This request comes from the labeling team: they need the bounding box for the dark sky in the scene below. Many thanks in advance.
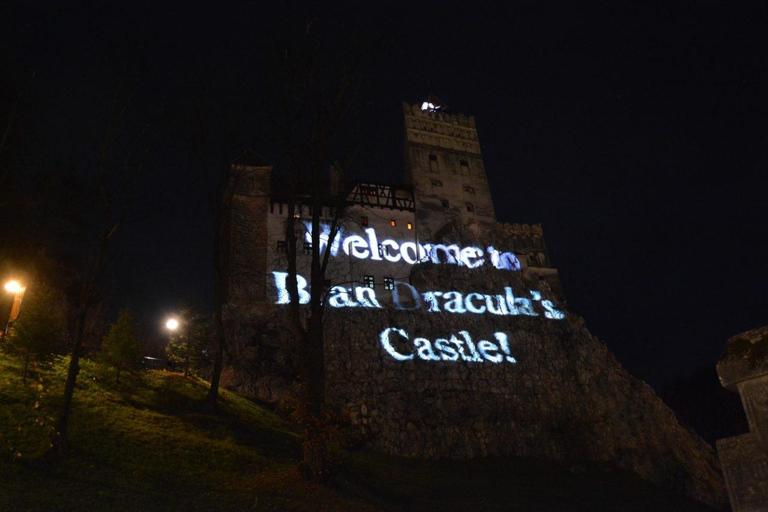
[2,1,766,388]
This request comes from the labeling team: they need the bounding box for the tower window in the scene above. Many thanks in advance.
[466,203,474,213]
[429,154,439,173]
[276,240,286,253]
[390,220,397,227]
[303,242,312,255]
[407,222,413,230]
[460,159,470,178]
[363,275,375,288]
[431,179,443,187]
[464,186,475,193]
[361,216,369,227]
[384,277,394,290]
[441,199,449,208]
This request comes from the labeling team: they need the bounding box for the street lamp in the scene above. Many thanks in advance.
[3,280,26,341]
[165,317,189,377]
[4,281,23,294]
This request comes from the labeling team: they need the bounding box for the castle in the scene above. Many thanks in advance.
[222,98,726,508]
[228,98,560,308]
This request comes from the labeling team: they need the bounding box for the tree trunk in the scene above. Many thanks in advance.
[184,337,189,379]
[52,297,89,455]
[116,366,121,388]
[22,355,29,385]
[299,309,327,482]
[206,300,224,409]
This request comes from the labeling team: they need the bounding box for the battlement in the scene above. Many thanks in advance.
[402,102,477,129]
[403,102,480,156]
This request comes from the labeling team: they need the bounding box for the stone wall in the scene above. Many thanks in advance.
[716,326,768,511]
[223,221,726,508]
[320,271,724,508]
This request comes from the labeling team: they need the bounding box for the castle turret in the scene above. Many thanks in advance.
[403,99,496,240]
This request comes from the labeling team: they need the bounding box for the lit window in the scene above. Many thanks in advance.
[466,203,474,213]
[361,216,369,227]
[384,277,394,290]
[407,222,413,230]
[378,244,384,257]
[361,186,378,196]
[363,275,375,288]
[303,242,312,255]
[431,179,443,187]
[390,220,396,227]
[464,186,475,193]
[277,241,286,253]
[441,199,449,208]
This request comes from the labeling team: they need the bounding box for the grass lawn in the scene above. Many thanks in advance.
[0,353,715,511]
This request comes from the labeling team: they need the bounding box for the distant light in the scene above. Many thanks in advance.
[4,281,23,293]
[166,318,179,331]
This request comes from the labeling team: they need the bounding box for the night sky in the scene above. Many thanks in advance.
[2,2,766,388]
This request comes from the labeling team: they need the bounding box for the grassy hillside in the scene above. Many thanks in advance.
[0,353,715,511]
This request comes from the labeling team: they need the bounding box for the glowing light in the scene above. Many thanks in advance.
[4,281,23,293]
[166,318,179,331]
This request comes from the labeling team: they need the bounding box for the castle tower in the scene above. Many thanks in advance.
[403,99,496,240]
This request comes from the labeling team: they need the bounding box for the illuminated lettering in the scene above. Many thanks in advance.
[423,291,442,313]
[460,246,485,268]
[392,281,422,311]
[328,286,357,308]
[485,294,509,315]
[378,328,517,364]
[457,331,484,362]
[414,337,441,361]
[343,235,370,259]
[364,228,382,261]
[504,287,537,316]
[465,293,487,314]
[381,240,401,263]
[488,246,521,271]
[300,224,522,272]
[399,242,419,264]
[380,327,414,361]
[431,244,460,264]
[355,287,382,308]
[495,332,517,363]
[273,271,310,305]
[477,338,503,363]
[442,291,466,314]
[542,300,565,319]
[434,338,459,361]
[274,272,565,321]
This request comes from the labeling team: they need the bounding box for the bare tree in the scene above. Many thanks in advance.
[190,84,260,409]
[51,83,158,454]
[267,25,367,481]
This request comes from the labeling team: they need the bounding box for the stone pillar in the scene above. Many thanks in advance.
[716,326,768,511]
